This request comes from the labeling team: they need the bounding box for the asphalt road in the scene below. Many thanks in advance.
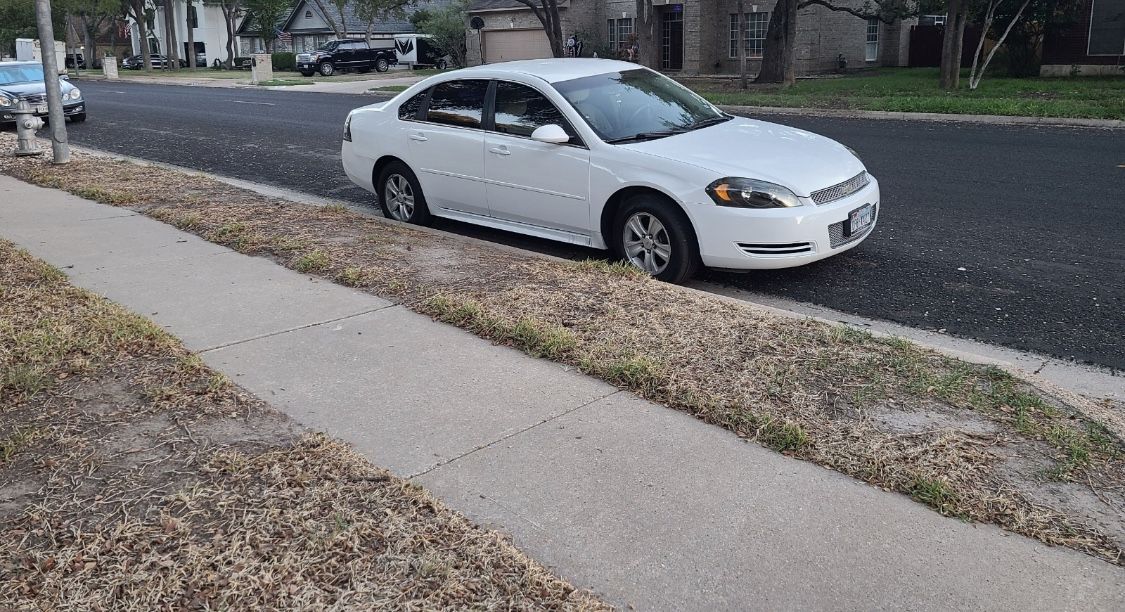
[56,80,1125,370]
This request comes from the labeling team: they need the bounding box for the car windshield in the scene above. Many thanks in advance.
[552,68,728,143]
[317,41,340,51]
[0,64,45,85]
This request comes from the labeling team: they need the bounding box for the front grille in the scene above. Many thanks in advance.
[297,53,312,62]
[19,93,46,105]
[811,171,870,205]
[736,241,815,256]
[828,204,877,248]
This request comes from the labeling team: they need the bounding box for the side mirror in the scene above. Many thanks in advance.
[530,124,570,144]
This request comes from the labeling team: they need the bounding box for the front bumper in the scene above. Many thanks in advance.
[0,101,85,123]
[689,176,881,270]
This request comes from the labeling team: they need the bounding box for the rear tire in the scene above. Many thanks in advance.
[376,161,432,225]
[612,195,700,284]
[435,59,447,70]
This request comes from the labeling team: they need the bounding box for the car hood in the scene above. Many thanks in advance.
[0,79,75,98]
[623,118,865,197]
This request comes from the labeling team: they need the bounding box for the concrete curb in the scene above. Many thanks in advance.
[719,104,1125,128]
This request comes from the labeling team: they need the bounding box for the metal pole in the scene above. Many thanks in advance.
[34,0,69,164]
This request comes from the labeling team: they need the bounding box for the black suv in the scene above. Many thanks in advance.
[297,40,396,77]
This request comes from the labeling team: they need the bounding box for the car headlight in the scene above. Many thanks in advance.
[68,88,81,100]
[0,95,11,107]
[706,178,802,209]
[844,145,860,160]
[343,113,353,142]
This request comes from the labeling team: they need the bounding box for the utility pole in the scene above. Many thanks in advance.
[738,0,747,89]
[34,0,69,164]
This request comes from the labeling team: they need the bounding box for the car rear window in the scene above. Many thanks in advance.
[398,90,427,120]
[423,80,489,129]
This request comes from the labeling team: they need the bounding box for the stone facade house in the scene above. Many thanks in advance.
[467,0,914,75]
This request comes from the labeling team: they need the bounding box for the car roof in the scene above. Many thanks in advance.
[0,61,39,67]
[454,58,643,84]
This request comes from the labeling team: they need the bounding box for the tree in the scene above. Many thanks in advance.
[756,0,916,85]
[511,0,564,57]
[737,0,747,89]
[244,0,289,51]
[161,0,179,68]
[185,0,195,67]
[355,0,414,43]
[939,0,967,89]
[127,0,152,69]
[413,0,467,66]
[62,0,116,69]
[214,0,241,67]
[308,0,346,38]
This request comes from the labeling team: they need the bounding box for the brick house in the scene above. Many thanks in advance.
[466,0,914,74]
[1040,0,1125,76]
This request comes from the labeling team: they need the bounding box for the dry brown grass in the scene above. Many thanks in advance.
[0,241,608,610]
[2,134,1123,566]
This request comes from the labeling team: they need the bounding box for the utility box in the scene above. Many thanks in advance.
[250,53,273,84]
[15,38,67,73]
[103,56,119,79]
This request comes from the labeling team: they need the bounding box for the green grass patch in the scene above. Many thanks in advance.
[908,476,959,514]
[0,426,43,464]
[425,294,577,360]
[571,258,649,279]
[256,79,314,87]
[370,85,409,93]
[758,419,810,453]
[71,186,134,205]
[692,67,1125,120]
[294,249,331,273]
[336,267,367,287]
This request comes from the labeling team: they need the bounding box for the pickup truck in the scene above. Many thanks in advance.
[297,39,396,77]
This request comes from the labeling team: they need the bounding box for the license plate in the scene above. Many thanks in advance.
[35,105,47,114]
[848,203,874,235]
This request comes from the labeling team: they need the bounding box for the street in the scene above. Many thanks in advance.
[62,79,1125,370]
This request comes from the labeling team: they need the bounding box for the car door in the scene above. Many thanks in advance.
[407,79,489,216]
[483,81,591,235]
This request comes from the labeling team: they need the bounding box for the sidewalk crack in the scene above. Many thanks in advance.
[198,304,397,353]
[408,389,623,479]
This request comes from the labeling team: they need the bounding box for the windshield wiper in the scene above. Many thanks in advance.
[687,114,733,130]
[604,129,686,144]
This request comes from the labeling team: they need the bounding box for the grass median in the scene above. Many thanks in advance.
[0,240,607,609]
[687,67,1125,120]
[2,134,1123,567]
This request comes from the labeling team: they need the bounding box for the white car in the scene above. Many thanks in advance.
[342,59,879,283]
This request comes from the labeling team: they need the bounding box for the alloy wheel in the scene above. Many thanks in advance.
[622,212,671,275]
[384,174,415,221]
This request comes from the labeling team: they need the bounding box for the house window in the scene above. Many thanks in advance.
[729,12,768,59]
[305,10,313,19]
[608,18,634,52]
[865,18,879,62]
[188,5,198,29]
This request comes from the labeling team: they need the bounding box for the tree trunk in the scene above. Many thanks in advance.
[969,0,1032,89]
[755,0,797,85]
[939,0,965,89]
[738,0,747,88]
[83,18,97,71]
[134,0,152,70]
[967,0,996,88]
[186,0,196,68]
[223,6,236,68]
[163,0,179,70]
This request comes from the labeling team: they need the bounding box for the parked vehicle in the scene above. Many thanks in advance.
[121,54,187,70]
[341,59,879,283]
[297,39,396,77]
[0,61,86,123]
[393,34,449,70]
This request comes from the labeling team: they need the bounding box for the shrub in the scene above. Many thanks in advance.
[272,52,296,72]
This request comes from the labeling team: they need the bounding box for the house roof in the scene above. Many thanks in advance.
[469,0,569,11]
[273,0,454,36]
[236,6,296,36]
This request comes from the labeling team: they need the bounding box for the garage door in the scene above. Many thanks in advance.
[483,29,553,63]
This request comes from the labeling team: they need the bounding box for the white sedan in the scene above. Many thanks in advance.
[342,59,879,283]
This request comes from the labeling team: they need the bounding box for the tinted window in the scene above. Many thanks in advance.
[398,90,427,120]
[553,68,725,142]
[424,80,488,129]
[493,81,579,144]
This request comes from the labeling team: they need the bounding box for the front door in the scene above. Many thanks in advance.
[484,81,591,235]
[661,6,684,70]
[408,79,489,216]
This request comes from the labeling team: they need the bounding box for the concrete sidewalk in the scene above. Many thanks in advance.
[2,175,1123,610]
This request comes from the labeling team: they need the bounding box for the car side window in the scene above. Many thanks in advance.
[492,81,580,145]
[423,80,489,129]
[398,89,428,121]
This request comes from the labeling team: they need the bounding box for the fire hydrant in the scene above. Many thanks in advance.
[13,100,44,157]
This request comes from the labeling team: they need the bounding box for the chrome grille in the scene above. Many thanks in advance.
[736,241,815,256]
[811,171,870,205]
[297,53,312,62]
[19,93,46,105]
[828,204,877,248]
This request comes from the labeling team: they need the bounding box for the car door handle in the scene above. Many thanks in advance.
[409,133,428,142]
[489,146,511,156]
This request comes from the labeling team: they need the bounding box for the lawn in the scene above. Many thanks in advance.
[692,67,1125,120]
[112,67,251,79]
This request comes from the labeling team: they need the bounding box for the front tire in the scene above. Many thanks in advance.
[70,113,87,123]
[319,61,335,76]
[375,58,389,72]
[377,162,432,225]
[435,59,447,70]
[299,70,315,77]
[613,195,700,283]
